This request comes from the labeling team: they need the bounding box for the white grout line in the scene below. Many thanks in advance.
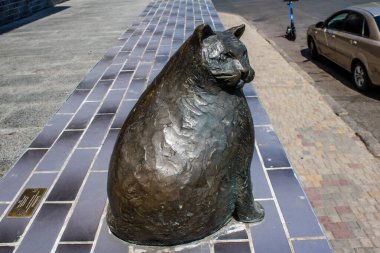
[211,239,249,243]
[45,201,74,204]
[265,167,293,171]
[290,236,327,241]
[255,198,274,201]
[58,241,93,245]
[91,170,108,173]
[32,171,59,174]
[97,113,115,115]
[76,147,99,150]
[0,243,16,247]
[255,143,296,253]
[27,148,50,150]
[245,223,255,253]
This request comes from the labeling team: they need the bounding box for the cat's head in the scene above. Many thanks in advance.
[194,24,255,90]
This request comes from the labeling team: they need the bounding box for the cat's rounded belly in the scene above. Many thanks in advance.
[107,108,240,245]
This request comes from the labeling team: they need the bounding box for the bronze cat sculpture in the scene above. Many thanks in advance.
[107,24,264,246]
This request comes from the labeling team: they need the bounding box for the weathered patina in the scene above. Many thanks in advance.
[107,23,264,246]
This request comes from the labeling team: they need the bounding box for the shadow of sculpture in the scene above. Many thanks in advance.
[107,23,264,246]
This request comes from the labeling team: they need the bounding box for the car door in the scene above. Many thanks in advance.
[333,11,366,70]
[320,11,349,60]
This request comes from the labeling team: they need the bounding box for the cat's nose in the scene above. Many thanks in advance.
[241,67,255,83]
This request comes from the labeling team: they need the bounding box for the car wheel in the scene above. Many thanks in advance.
[352,62,372,91]
[308,38,319,60]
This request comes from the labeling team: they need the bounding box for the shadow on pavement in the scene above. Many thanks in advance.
[300,48,380,101]
[0,5,70,35]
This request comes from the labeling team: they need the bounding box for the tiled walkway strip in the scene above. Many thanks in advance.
[0,0,332,252]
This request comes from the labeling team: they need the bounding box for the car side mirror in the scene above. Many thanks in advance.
[316,21,325,28]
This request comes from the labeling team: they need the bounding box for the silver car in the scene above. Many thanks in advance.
[307,2,380,90]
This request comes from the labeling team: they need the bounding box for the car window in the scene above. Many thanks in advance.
[363,19,370,37]
[327,12,349,30]
[375,16,380,31]
[344,12,365,36]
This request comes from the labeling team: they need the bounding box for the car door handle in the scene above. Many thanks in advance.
[350,40,357,45]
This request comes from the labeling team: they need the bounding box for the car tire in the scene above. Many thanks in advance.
[352,61,372,91]
[308,38,319,60]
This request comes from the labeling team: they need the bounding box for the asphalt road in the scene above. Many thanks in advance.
[213,0,380,152]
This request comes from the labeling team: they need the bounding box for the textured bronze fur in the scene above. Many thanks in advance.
[107,24,264,246]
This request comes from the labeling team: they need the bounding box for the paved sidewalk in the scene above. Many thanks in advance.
[0,0,150,175]
[219,12,380,253]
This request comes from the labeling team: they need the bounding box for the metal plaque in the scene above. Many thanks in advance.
[7,188,47,218]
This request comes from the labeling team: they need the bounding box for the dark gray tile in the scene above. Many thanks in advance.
[77,60,111,89]
[111,100,137,128]
[0,247,13,253]
[243,84,257,97]
[101,64,123,80]
[36,131,83,171]
[47,149,97,201]
[92,129,120,171]
[292,239,332,253]
[148,69,160,84]
[30,114,72,148]
[112,71,134,89]
[134,62,152,79]
[125,79,146,99]
[61,172,107,242]
[247,97,270,125]
[78,115,113,148]
[103,46,121,61]
[86,80,113,101]
[251,201,292,253]
[217,230,248,240]
[58,90,90,114]
[67,102,100,130]
[0,204,7,216]
[267,170,324,238]
[129,46,145,59]
[251,151,272,199]
[98,90,125,114]
[114,38,127,47]
[122,59,139,71]
[0,149,47,201]
[214,242,250,253]
[0,173,57,243]
[56,244,92,253]
[113,52,130,65]
[15,203,71,253]
[153,55,169,70]
[93,218,129,253]
[147,39,160,51]
[255,126,290,168]
[0,218,29,243]
[157,45,170,56]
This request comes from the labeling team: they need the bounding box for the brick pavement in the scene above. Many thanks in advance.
[219,12,380,253]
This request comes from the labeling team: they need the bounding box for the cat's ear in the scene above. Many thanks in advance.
[193,24,215,43]
[227,24,245,39]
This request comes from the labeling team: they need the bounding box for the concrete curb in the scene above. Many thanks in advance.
[251,23,380,158]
